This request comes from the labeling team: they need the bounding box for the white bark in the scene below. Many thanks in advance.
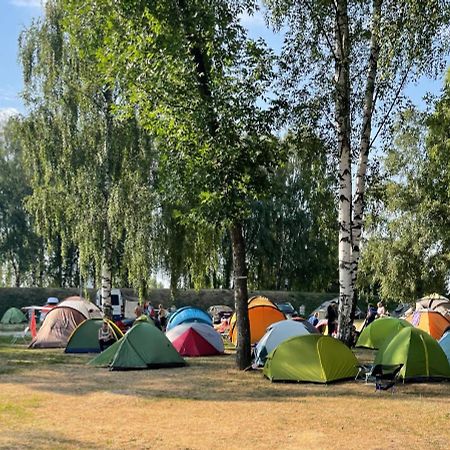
[101,227,112,308]
[334,0,354,344]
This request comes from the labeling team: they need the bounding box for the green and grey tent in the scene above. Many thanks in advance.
[263,334,358,383]
[88,317,185,370]
[65,318,123,353]
[356,317,413,349]
[374,327,450,381]
[1,307,27,324]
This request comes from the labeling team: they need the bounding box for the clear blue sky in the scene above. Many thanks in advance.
[0,0,42,121]
[0,1,446,124]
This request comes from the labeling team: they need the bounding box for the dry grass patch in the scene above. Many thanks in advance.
[0,343,449,449]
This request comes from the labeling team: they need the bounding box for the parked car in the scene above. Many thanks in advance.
[207,305,233,324]
[275,302,298,319]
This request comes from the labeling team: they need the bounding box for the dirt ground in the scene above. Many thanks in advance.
[0,341,449,450]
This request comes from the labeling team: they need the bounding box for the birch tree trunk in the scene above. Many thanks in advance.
[334,0,354,345]
[351,0,382,314]
[230,221,251,370]
[101,88,113,313]
[101,226,112,314]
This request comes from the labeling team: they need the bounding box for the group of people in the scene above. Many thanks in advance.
[307,299,389,345]
[99,301,174,352]
[134,302,169,330]
[307,301,339,336]
[365,301,388,326]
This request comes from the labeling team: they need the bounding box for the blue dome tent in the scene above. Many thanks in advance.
[166,306,212,331]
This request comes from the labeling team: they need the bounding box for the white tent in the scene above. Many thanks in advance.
[439,329,450,364]
[254,320,314,367]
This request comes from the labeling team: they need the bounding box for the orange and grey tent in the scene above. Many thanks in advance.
[405,310,450,340]
[29,296,102,348]
[229,296,285,345]
[416,293,450,319]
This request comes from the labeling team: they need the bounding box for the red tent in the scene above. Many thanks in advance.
[166,322,224,357]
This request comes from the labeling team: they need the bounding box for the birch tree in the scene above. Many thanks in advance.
[266,0,450,343]
[19,0,158,302]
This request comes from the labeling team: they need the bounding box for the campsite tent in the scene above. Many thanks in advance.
[438,329,450,364]
[65,318,123,353]
[229,296,286,345]
[416,293,450,318]
[29,296,102,348]
[356,317,413,349]
[166,322,224,356]
[374,327,450,381]
[254,320,317,366]
[310,298,364,320]
[89,317,185,370]
[166,306,213,331]
[405,310,450,340]
[263,334,358,383]
[1,307,27,324]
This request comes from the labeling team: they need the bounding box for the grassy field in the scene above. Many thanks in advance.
[0,336,449,450]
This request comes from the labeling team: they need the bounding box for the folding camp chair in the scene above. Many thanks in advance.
[371,364,403,393]
[10,326,30,344]
[355,364,373,383]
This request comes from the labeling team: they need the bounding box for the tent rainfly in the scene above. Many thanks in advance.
[374,327,450,381]
[166,322,224,356]
[439,329,450,364]
[89,317,186,370]
[229,296,286,345]
[166,306,213,331]
[1,307,27,324]
[65,318,123,353]
[405,310,450,340]
[254,320,316,367]
[356,317,413,349]
[263,334,358,383]
[29,296,102,349]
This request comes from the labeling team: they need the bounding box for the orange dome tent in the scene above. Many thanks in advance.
[406,310,450,340]
[229,296,285,345]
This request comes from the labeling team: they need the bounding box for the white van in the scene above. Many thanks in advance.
[96,288,124,319]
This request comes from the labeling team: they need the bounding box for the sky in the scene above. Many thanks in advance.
[0,0,43,122]
[0,0,447,124]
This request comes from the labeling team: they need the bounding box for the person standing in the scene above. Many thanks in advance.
[308,312,319,327]
[158,304,168,331]
[326,302,338,336]
[377,301,387,317]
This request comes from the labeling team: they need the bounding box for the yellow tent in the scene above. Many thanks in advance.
[229,296,285,345]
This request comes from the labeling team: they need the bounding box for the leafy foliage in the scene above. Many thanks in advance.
[359,105,450,301]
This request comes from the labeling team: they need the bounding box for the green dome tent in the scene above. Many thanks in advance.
[374,327,450,381]
[65,318,123,353]
[263,334,358,383]
[89,317,186,370]
[1,307,27,324]
[356,317,413,349]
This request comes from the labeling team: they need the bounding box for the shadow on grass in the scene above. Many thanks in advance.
[2,341,449,403]
[0,430,103,450]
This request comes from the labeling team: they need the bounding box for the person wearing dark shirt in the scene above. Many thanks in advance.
[326,302,338,336]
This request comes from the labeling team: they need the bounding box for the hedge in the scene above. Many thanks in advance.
[0,287,337,318]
